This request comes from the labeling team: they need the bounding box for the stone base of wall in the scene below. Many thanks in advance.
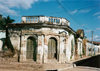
[37,54,42,63]
[0,40,3,51]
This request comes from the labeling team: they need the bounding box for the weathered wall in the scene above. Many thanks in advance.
[0,40,3,51]
[77,38,83,57]
[0,31,6,39]
[8,27,76,63]
[67,34,75,61]
[0,31,6,51]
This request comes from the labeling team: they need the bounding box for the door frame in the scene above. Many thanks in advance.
[26,36,37,61]
[48,37,58,60]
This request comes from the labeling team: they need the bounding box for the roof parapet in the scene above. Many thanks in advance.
[21,16,70,26]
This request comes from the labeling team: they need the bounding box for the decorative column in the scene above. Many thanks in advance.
[20,35,27,62]
[59,36,65,63]
[65,36,69,62]
[37,35,43,63]
[43,35,48,63]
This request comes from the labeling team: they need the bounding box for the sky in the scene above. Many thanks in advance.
[0,0,100,41]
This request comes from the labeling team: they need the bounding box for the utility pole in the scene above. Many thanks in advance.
[91,31,93,56]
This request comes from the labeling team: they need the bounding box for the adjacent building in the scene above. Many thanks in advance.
[86,41,100,56]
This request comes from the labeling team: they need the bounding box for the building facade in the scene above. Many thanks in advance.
[0,15,100,63]
[77,38,83,57]
[86,41,100,56]
[8,16,76,63]
[0,30,5,51]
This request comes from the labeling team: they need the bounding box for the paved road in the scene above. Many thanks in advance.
[63,66,100,71]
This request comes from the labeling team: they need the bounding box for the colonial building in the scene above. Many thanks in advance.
[86,41,100,56]
[7,16,76,63]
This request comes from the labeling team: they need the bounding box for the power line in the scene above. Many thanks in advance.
[56,0,91,31]
[56,0,83,28]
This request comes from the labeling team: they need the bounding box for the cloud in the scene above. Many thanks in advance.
[79,9,91,13]
[0,4,17,16]
[69,9,78,15]
[85,30,91,33]
[87,34,100,41]
[94,35,100,41]
[94,35,99,39]
[96,28,100,30]
[70,9,91,15]
[43,0,49,2]
[93,12,100,16]
[0,0,38,9]
[95,38,100,41]
[88,35,100,41]
[97,16,100,19]
[0,0,47,16]
[93,12,100,19]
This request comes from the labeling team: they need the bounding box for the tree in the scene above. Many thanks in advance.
[0,15,15,52]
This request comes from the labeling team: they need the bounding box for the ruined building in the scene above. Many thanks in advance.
[7,16,76,63]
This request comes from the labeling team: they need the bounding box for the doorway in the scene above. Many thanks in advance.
[48,37,57,59]
[26,37,37,61]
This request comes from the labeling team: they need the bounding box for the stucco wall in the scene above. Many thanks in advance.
[67,34,75,61]
[0,40,3,51]
[77,38,83,57]
[8,27,75,63]
[0,31,6,51]
[0,31,6,39]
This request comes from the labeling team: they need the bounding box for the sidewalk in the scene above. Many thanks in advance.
[62,66,100,71]
[43,63,73,71]
[0,57,74,71]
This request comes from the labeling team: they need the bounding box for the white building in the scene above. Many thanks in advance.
[0,30,6,51]
[86,41,100,56]
[7,16,76,63]
[77,38,83,57]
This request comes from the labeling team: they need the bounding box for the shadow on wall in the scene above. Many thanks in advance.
[74,55,100,68]
[6,37,14,52]
[1,36,15,57]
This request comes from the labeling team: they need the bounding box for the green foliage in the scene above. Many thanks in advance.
[80,54,82,58]
[70,55,72,59]
[0,15,15,53]
[4,16,15,24]
[0,16,15,29]
[82,47,85,55]
[0,18,6,30]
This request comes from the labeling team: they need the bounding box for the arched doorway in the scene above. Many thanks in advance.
[48,37,57,59]
[26,37,37,61]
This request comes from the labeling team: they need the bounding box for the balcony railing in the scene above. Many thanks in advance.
[21,16,70,26]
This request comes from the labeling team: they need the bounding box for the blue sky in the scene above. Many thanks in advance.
[0,0,100,41]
